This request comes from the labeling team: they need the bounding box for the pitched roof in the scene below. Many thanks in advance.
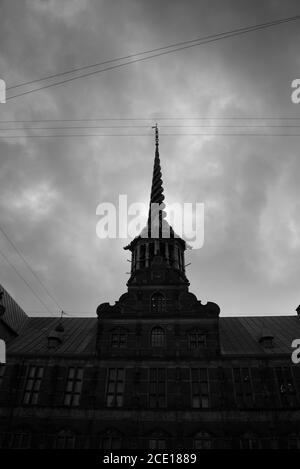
[7,317,97,356]
[5,314,300,357]
[0,283,28,334]
[220,316,300,355]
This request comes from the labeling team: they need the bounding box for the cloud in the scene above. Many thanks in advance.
[0,0,300,317]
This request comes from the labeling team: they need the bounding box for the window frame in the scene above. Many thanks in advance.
[233,367,254,408]
[148,368,167,408]
[274,366,297,407]
[193,431,212,450]
[105,368,125,408]
[63,366,84,407]
[99,429,123,449]
[23,365,44,406]
[0,364,5,389]
[150,326,165,348]
[147,430,168,449]
[55,430,76,449]
[190,368,210,409]
[110,327,127,349]
[151,292,166,314]
[188,330,207,350]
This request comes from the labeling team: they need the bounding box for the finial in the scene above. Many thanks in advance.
[152,123,159,155]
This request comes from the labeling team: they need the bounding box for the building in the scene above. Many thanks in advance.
[0,128,300,450]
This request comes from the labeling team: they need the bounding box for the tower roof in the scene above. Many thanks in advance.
[149,124,166,212]
[124,125,186,250]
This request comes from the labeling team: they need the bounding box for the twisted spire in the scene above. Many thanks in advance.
[150,124,165,206]
[148,124,167,236]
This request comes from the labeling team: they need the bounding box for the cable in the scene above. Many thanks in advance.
[29,310,96,316]
[1,133,300,138]
[7,14,300,91]
[0,117,300,122]
[6,14,300,100]
[2,124,300,130]
[0,224,63,311]
[0,247,56,316]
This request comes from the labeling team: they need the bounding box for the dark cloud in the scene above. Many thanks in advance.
[0,0,300,317]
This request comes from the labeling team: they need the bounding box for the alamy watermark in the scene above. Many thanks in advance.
[291,339,300,364]
[291,79,300,103]
[0,79,6,103]
[96,195,204,249]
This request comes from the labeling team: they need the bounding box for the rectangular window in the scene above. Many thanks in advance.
[106,368,125,407]
[240,437,260,449]
[10,433,31,449]
[111,332,127,348]
[149,368,166,408]
[23,365,44,405]
[149,438,166,449]
[63,367,84,407]
[189,333,206,350]
[233,368,253,408]
[0,365,5,389]
[100,435,122,449]
[194,437,212,449]
[56,433,76,449]
[275,367,297,407]
[191,368,210,408]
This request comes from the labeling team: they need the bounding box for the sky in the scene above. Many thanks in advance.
[0,0,300,318]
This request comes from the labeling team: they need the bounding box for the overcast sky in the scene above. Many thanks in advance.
[0,0,300,318]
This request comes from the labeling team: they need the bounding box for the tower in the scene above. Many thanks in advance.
[96,126,220,355]
[123,124,189,310]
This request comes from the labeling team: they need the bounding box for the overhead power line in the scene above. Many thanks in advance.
[1,133,300,138]
[0,224,63,311]
[1,117,300,122]
[0,247,56,316]
[6,14,300,100]
[8,14,299,91]
[7,14,300,92]
[2,124,300,130]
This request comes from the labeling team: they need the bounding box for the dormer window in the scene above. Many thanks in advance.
[151,292,165,313]
[259,328,274,349]
[260,337,274,348]
[47,322,64,350]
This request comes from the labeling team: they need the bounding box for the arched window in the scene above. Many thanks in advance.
[151,327,165,347]
[193,432,212,450]
[99,429,123,449]
[55,430,76,449]
[9,431,31,449]
[239,433,260,449]
[151,292,165,313]
[148,430,168,449]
